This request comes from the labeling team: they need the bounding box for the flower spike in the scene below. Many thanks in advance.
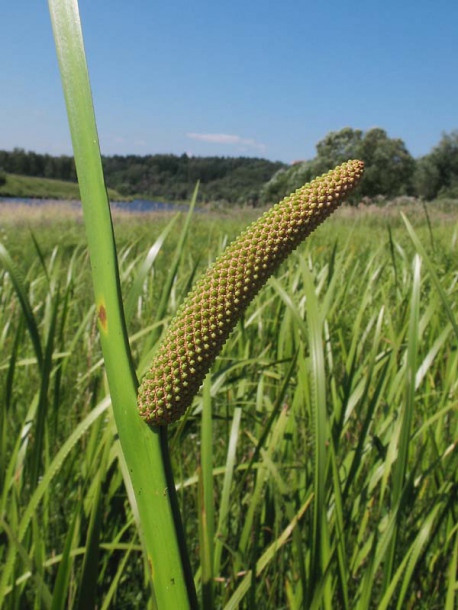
[138,159,364,425]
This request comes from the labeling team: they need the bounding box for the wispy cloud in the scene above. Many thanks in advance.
[187,132,266,153]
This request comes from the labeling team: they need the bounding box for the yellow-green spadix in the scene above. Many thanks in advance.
[138,159,364,425]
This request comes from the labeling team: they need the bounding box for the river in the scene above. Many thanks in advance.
[0,197,189,213]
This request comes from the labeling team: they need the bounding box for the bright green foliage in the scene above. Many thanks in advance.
[1,208,458,607]
[137,160,364,425]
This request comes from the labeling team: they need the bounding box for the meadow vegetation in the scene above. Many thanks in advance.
[1,202,457,608]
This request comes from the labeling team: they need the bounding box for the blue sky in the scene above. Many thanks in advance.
[2,0,457,163]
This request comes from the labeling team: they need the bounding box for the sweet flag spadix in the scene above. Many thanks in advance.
[138,159,365,425]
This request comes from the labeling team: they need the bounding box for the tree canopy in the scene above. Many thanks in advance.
[262,127,416,203]
[413,130,458,199]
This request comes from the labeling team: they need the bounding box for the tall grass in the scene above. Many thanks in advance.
[1,207,457,608]
[1,2,456,607]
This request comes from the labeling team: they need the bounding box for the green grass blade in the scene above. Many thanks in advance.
[0,518,53,609]
[377,504,440,610]
[99,543,136,610]
[0,243,43,369]
[0,399,110,601]
[142,184,200,357]
[30,284,60,488]
[302,260,331,606]
[47,2,197,606]
[402,213,458,340]
[213,406,242,576]
[383,254,421,589]
[75,468,103,610]
[328,440,350,609]
[198,376,215,608]
[224,495,313,610]
[50,505,80,610]
[124,213,179,325]
[395,504,440,610]
[445,530,458,610]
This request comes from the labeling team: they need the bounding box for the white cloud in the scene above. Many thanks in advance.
[186,132,266,153]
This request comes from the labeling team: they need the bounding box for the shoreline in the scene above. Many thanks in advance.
[1,196,456,228]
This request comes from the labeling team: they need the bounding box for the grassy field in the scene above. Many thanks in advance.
[0,173,124,201]
[0,201,457,608]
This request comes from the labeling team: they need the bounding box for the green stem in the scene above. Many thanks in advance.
[47,1,196,606]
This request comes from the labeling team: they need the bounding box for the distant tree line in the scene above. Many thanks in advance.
[0,149,284,205]
[1,127,457,205]
[0,149,77,182]
[102,154,285,204]
[262,128,458,204]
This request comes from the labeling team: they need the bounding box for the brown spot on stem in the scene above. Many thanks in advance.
[98,304,107,332]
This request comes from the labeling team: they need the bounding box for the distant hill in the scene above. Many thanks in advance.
[0,149,286,206]
[0,172,123,201]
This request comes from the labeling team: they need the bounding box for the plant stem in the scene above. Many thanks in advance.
[47,1,197,606]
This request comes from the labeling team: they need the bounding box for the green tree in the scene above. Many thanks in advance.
[414,131,458,199]
[10,147,30,174]
[314,127,364,171]
[262,127,415,203]
[357,128,415,198]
